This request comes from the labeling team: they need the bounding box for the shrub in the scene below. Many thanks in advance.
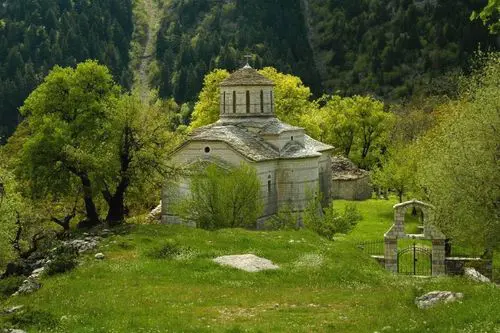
[174,163,263,230]
[304,194,362,239]
[146,240,187,259]
[7,307,59,329]
[45,246,78,275]
[0,275,24,298]
[265,203,301,230]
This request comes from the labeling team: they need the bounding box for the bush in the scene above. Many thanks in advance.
[146,240,187,259]
[304,194,362,239]
[0,275,24,298]
[45,246,78,275]
[174,163,263,230]
[7,307,59,329]
[265,203,301,230]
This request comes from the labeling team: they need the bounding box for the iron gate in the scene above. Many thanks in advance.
[397,243,432,276]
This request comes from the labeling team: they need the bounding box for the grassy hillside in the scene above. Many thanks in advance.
[1,199,499,332]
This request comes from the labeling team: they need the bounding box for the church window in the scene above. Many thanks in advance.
[233,91,236,113]
[260,90,264,113]
[204,147,210,153]
[270,91,274,112]
[267,175,272,193]
[246,90,250,113]
[291,136,294,141]
[223,92,226,113]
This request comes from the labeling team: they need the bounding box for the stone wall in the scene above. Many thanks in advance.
[331,175,372,200]
[276,157,319,212]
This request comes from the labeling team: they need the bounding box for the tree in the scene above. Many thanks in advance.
[100,94,181,225]
[14,60,179,227]
[471,0,500,34]
[189,69,229,129]
[258,67,314,126]
[0,163,22,267]
[174,163,263,229]
[415,53,500,251]
[18,60,120,227]
[188,67,315,130]
[372,144,417,203]
[300,95,394,169]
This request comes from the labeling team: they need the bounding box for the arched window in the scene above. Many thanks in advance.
[233,91,236,113]
[260,90,264,113]
[246,90,250,113]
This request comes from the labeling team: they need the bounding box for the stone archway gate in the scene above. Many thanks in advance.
[384,199,446,276]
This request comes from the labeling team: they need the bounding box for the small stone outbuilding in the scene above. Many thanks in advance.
[330,156,372,200]
[162,64,334,224]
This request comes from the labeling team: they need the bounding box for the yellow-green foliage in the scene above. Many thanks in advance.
[174,163,263,229]
[415,52,500,250]
[189,69,229,130]
[0,164,20,267]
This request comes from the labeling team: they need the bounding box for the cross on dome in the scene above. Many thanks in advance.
[244,55,253,68]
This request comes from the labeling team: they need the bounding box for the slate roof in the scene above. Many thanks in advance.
[189,124,278,161]
[186,120,333,161]
[331,155,369,180]
[304,135,334,152]
[220,66,275,87]
[280,140,321,158]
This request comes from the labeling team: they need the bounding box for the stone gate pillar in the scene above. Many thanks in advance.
[384,237,398,273]
[431,239,446,276]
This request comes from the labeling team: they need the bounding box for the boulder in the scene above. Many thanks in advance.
[464,267,490,283]
[147,202,162,221]
[12,277,41,296]
[2,305,24,314]
[94,253,105,260]
[30,267,45,278]
[415,291,463,309]
[213,254,279,272]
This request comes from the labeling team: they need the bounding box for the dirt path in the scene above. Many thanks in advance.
[299,0,327,84]
[133,0,162,102]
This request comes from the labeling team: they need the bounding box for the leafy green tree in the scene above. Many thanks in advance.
[372,144,417,203]
[18,60,120,227]
[188,67,315,129]
[174,163,263,230]
[0,164,21,267]
[301,95,394,169]
[415,53,500,251]
[258,67,314,126]
[14,61,179,227]
[101,93,181,225]
[471,0,500,33]
[189,69,229,129]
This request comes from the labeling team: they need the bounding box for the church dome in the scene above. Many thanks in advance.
[220,64,275,87]
[219,64,276,118]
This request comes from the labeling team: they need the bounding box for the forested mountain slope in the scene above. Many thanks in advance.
[155,0,496,103]
[0,0,497,140]
[305,0,497,99]
[155,0,321,103]
[0,0,133,141]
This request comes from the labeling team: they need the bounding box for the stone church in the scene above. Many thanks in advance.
[161,64,334,224]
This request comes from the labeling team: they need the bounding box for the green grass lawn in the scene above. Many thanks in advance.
[1,199,499,332]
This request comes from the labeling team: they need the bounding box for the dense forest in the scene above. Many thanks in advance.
[0,0,498,140]
[155,0,497,103]
[0,0,133,141]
